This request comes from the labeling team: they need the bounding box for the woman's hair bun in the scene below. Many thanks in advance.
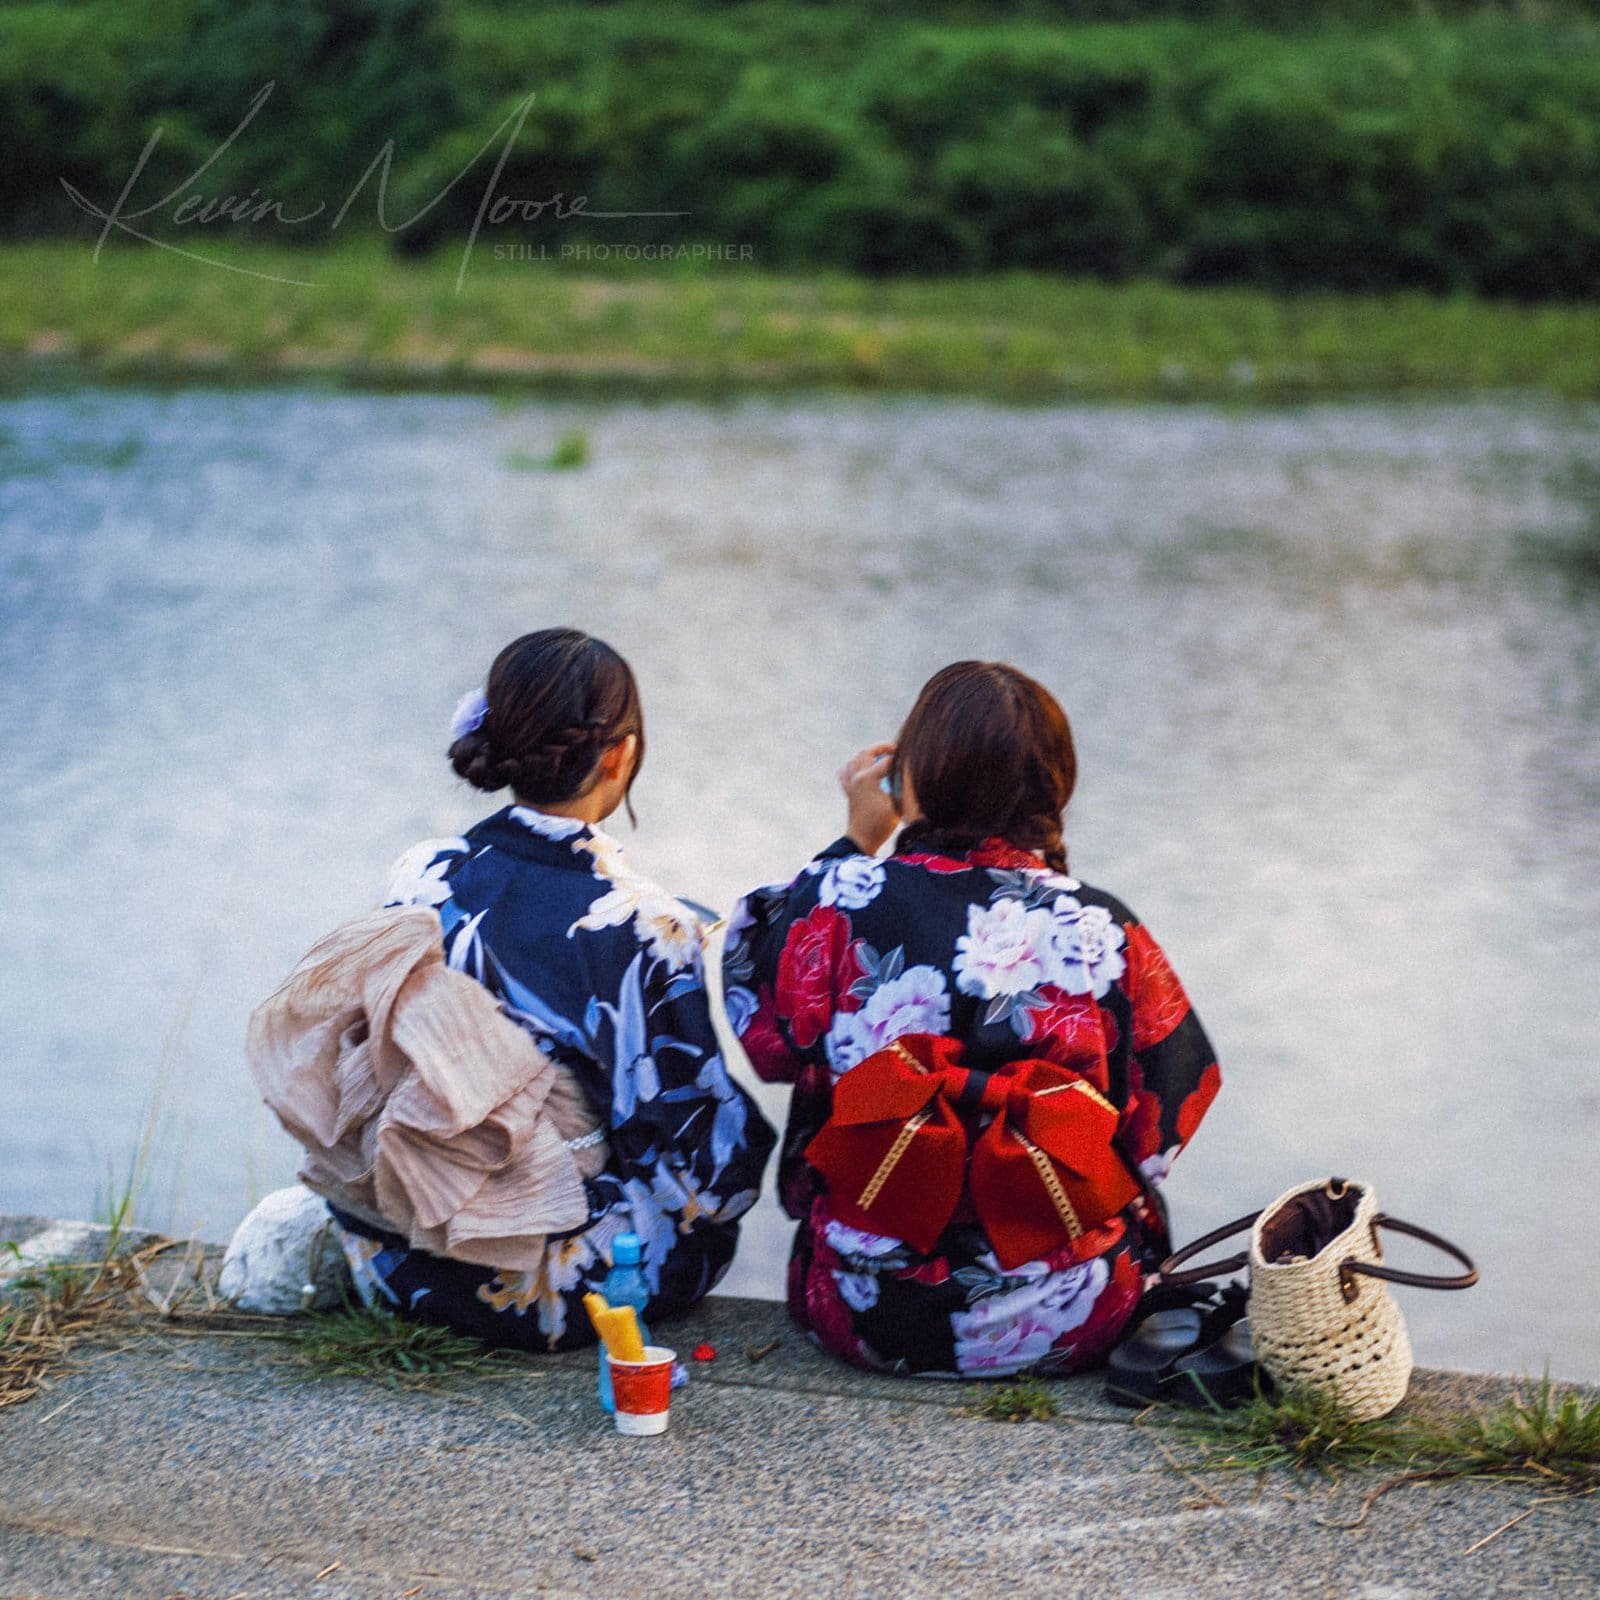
[449,728,523,794]
[447,630,645,817]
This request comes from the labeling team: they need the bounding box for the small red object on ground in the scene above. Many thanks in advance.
[691,1342,717,1362]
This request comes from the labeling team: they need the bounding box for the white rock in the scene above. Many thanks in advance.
[219,1186,350,1314]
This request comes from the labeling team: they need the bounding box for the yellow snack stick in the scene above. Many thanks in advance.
[596,1311,623,1355]
[601,1305,647,1363]
[584,1293,647,1362]
[583,1292,613,1347]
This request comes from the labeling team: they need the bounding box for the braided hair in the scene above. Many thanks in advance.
[448,629,645,823]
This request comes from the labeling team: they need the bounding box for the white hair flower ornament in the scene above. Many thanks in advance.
[450,687,489,742]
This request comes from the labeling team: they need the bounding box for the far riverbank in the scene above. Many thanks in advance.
[6,243,1599,403]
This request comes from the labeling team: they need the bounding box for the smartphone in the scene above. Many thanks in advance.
[879,760,903,808]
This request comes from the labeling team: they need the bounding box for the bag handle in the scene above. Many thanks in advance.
[1341,1214,1479,1293]
[1159,1210,1479,1292]
[1157,1210,1260,1286]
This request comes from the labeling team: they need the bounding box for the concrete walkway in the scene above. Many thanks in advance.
[1,1214,1594,1600]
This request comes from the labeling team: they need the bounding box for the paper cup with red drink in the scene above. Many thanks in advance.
[607,1345,676,1435]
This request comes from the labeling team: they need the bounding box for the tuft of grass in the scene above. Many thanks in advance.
[1408,1374,1600,1495]
[90,963,206,1247]
[1160,1382,1412,1478]
[275,1301,517,1390]
[92,1157,139,1248]
[502,430,591,471]
[547,429,591,469]
[966,1375,1060,1423]
[1156,1374,1600,1497]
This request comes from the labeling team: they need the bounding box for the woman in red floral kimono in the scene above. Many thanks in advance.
[722,661,1221,1378]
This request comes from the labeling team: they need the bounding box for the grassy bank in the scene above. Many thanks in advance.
[5,243,1598,402]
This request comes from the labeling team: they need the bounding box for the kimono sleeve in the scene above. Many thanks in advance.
[1116,916,1222,1185]
[721,837,858,1084]
[580,912,775,1213]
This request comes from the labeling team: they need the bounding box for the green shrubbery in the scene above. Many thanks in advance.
[4,0,1599,296]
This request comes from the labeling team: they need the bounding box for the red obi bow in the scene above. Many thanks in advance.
[804,1034,1140,1270]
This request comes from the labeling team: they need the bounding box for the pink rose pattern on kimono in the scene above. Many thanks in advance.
[1062,1246,1144,1360]
[952,1256,1112,1376]
[725,833,1220,1378]
[823,963,951,1075]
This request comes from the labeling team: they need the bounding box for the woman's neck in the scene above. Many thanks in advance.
[512,792,613,826]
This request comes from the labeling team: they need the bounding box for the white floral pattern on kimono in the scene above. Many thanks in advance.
[325,803,776,1352]
[724,832,1220,1378]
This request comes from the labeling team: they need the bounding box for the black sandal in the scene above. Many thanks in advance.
[1104,1280,1250,1408]
[1104,1306,1207,1406]
[1165,1316,1269,1410]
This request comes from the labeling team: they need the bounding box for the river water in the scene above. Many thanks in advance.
[2,385,1596,1380]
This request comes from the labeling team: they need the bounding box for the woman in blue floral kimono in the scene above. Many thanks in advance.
[327,628,775,1351]
[723,661,1222,1379]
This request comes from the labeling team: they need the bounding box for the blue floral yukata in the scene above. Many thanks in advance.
[723,834,1221,1379]
[327,804,776,1352]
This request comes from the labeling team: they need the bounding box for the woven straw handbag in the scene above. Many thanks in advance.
[1160,1177,1478,1420]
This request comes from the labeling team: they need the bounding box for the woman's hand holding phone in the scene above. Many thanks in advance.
[839,743,900,856]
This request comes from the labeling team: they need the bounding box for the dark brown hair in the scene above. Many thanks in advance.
[449,628,645,823]
[892,660,1076,871]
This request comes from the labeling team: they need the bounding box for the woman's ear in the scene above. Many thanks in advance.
[600,732,639,784]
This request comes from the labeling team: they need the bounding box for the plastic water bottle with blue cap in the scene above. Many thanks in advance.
[597,1232,650,1413]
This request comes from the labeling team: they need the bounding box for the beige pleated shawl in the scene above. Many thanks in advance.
[247,905,609,1271]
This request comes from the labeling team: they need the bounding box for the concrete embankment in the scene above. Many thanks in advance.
[1,1213,1594,1600]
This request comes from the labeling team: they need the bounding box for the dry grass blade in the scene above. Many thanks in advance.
[1461,1504,1538,1555]
[1318,1468,1461,1530]
[1463,1489,1596,1555]
[0,1302,72,1410]
[0,1235,215,1410]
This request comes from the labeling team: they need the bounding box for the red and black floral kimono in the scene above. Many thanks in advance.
[722,834,1221,1378]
